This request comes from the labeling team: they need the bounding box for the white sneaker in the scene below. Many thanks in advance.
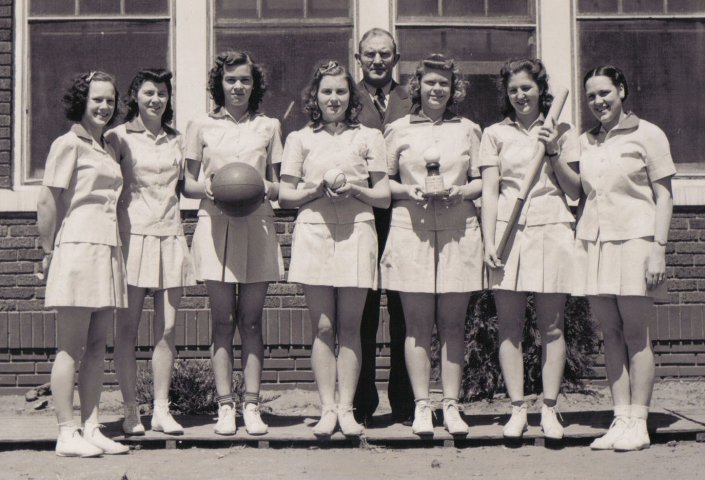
[122,403,145,436]
[613,418,650,452]
[312,405,337,438]
[82,422,129,455]
[540,404,564,440]
[243,403,269,436]
[590,415,630,450]
[337,404,364,437]
[412,400,434,436]
[442,399,469,435]
[151,401,184,435]
[503,404,528,438]
[214,404,237,436]
[56,428,103,458]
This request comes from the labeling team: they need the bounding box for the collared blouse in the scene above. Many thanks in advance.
[479,115,580,227]
[108,118,184,236]
[184,108,283,217]
[384,111,482,231]
[577,113,676,242]
[42,123,122,246]
[281,123,387,225]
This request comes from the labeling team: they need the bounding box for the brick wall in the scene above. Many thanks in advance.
[0,0,12,189]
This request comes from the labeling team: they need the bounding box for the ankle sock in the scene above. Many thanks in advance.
[630,404,649,420]
[543,398,557,408]
[243,392,259,406]
[614,404,630,418]
[511,400,526,408]
[216,393,235,408]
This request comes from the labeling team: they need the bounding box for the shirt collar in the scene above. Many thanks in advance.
[310,121,360,133]
[409,109,461,124]
[362,81,392,97]
[590,112,640,136]
[124,117,176,139]
[208,107,254,123]
[502,113,546,130]
[71,123,109,153]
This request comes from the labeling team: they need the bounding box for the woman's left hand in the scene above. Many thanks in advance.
[645,244,667,289]
[326,182,354,201]
[538,125,559,156]
[441,185,464,206]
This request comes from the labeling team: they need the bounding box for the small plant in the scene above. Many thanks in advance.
[135,359,243,415]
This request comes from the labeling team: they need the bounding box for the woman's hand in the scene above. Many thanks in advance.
[441,185,464,206]
[405,184,426,202]
[264,180,280,202]
[326,182,354,201]
[37,251,52,281]
[204,173,215,201]
[538,125,560,156]
[645,244,667,289]
[484,242,503,270]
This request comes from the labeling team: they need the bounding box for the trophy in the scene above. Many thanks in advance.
[423,146,447,197]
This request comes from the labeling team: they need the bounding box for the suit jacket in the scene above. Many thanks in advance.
[356,80,412,132]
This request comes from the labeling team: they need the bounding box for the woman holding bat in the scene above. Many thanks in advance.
[480,58,580,440]
[577,66,674,451]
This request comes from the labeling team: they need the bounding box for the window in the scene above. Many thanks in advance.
[213,0,353,137]
[21,0,172,184]
[577,0,705,172]
[395,0,536,128]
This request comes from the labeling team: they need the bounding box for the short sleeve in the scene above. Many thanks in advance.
[174,133,186,181]
[643,123,676,182]
[267,119,284,165]
[364,128,387,173]
[383,122,400,175]
[280,130,305,179]
[42,134,78,190]
[184,119,203,162]
[556,122,580,164]
[467,122,482,178]
[478,126,500,168]
[104,128,123,163]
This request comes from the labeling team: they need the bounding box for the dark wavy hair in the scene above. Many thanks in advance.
[407,54,466,109]
[498,58,553,118]
[208,51,267,113]
[124,68,174,126]
[302,60,361,127]
[583,65,629,102]
[62,71,120,126]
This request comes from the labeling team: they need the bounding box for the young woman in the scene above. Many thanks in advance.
[279,60,391,438]
[577,65,674,451]
[381,54,483,436]
[37,71,129,457]
[480,58,580,440]
[110,69,196,436]
[183,51,284,436]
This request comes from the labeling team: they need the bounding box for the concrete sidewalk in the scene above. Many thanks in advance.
[1,406,704,450]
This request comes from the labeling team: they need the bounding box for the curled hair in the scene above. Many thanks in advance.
[62,71,120,126]
[208,50,267,113]
[124,68,174,126]
[407,54,467,109]
[302,60,362,127]
[583,65,629,101]
[498,58,553,117]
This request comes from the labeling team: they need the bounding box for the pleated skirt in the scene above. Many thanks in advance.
[121,233,196,289]
[489,221,574,294]
[45,242,128,309]
[287,220,378,289]
[191,214,284,284]
[380,224,483,294]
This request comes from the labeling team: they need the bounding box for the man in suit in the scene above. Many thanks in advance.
[353,28,414,425]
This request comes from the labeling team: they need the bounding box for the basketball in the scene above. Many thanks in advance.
[210,162,266,217]
[323,168,347,191]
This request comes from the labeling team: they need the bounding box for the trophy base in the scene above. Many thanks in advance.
[423,190,450,198]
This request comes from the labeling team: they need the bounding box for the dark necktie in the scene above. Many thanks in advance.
[374,88,387,117]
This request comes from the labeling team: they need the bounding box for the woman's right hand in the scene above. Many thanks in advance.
[204,173,215,201]
[37,251,52,281]
[405,184,426,202]
[484,242,503,269]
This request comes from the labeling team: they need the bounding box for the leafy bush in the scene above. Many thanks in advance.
[135,359,243,415]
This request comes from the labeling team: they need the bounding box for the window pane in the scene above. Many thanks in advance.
[577,0,619,13]
[308,0,350,18]
[668,0,705,13]
[444,0,485,16]
[579,20,705,167]
[214,27,352,138]
[397,27,536,129]
[622,0,665,13]
[262,0,303,18]
[30,0,75,16]
[124,0,169,15]
[28,21,169,180]
[487,0,532,16]
[216,0,259,18]
[80,0,121,15]
[397,0,438,17]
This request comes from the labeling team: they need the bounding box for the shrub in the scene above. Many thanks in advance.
[135,359,243,415]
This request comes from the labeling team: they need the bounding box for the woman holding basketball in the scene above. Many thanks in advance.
[380,54,482,437]
[110,68,196,436]
[37,71,129,457]
[183,51,284,436]
[480,58,580,440]
[279,60,390,438]
[577,66,674,451]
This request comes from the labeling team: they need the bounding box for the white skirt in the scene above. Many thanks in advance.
[121,233,196,289]
[45,242,128,309]
[288,221,378,289]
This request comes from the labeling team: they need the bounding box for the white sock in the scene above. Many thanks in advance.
[630,404,649,420]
